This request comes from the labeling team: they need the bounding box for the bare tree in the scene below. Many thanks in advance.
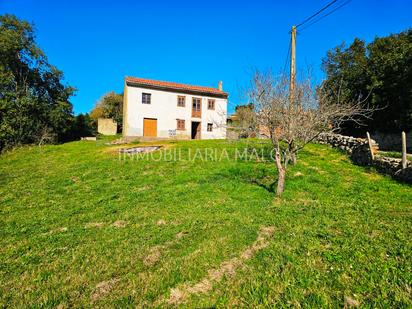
[227,104,258,139]
[249,71,374,196]
[37,127,57,146]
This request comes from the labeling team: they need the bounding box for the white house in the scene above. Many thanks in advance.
[122,76,228,139]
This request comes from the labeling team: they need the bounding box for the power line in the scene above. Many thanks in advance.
[283,0,351,80]
[283,38,291,74]
[296,0,339,28]
[298,0,352,32]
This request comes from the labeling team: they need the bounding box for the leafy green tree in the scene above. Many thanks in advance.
[322,29,412,134]
[0,14,75,151]
[90,91,123,131]
[70,113,96,139]
[229,104,257,138]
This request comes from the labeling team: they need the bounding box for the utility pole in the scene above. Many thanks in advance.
[288,25,297,165]
[289,25,296,103]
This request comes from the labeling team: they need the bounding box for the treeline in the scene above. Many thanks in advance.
[90,91,123,132]
[0,14,124,152]
[0,14,78,151]
[322,29,412,135]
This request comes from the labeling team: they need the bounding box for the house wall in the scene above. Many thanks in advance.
[122,80,129,136]
[124,85,227,139]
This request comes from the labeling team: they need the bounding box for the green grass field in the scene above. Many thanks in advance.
[379,150,412,160]
[1,138,411,307]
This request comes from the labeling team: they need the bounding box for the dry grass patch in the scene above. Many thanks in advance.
[156,219,166,226]
[47,227,67,235]
[143,246,162,267]
[70,176,80,183]
[363,172,382,181]
[134,185,153,192]
[91,278,120,301]
[143,230,189,266]
[295,198,315,207]
[344,296,360,308]
[176,231,189,239]
[85,222,105,229]
[112,220,127,228]
[309,166,326,174]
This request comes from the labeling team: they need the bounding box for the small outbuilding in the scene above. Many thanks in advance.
[97,118,117,135]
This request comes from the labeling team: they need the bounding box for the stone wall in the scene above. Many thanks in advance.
[317,133,371,154]
[373,156,412,182]
[98,118,117,135]
[317,133,412,184]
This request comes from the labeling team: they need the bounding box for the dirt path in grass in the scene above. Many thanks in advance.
[143,224,188,267]
[162,226,275,305]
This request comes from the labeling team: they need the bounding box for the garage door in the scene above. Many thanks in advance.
[143,118,157,137]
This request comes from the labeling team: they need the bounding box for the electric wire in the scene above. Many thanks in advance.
[283,38,292,74]
[295,0,339,28]
[298,0,352,32]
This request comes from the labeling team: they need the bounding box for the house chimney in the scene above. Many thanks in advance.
[218,81,223,91]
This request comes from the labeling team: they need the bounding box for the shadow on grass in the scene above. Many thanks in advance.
[250,178,277,193]
[215,164,278,194]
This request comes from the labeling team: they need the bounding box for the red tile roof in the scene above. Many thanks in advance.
[125,76,228,98]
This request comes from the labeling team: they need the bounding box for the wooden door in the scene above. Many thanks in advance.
[143,118,157,137]
[195,122,201,139]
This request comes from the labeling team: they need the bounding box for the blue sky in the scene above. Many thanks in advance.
[1,0,411,114]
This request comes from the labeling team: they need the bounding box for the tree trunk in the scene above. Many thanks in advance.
[275,150,286,196]
[276,167,286,195]
[290,152,297,165]
[289,142,297,165]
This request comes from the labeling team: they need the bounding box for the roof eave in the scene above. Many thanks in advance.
[125,80,229,99]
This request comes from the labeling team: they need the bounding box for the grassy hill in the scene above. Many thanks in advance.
[0,139,411,307]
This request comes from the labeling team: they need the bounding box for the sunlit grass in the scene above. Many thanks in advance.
[0,139,411,307]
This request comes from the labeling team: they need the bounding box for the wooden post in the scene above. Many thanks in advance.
[366,132,374,161]
[289,26,296,104]
[402,131,407,169]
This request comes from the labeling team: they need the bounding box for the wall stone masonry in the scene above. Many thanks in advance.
[317,133,374,154]
[98,118,117,135]
[317,133,412,184]
[373,156,412,183]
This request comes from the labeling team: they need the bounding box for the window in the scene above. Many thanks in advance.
[192,97,201,117]
[207,123,213,132]
[208,99,215,110]
[192,98,201,110]
[177,96,186,107]
[142,93,151,104]
[177,119,185,130]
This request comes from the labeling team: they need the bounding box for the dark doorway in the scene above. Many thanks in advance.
[191,121,201,139]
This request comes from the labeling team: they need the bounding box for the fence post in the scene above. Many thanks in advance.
[366,132,374,161]
[402,131,407,169]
